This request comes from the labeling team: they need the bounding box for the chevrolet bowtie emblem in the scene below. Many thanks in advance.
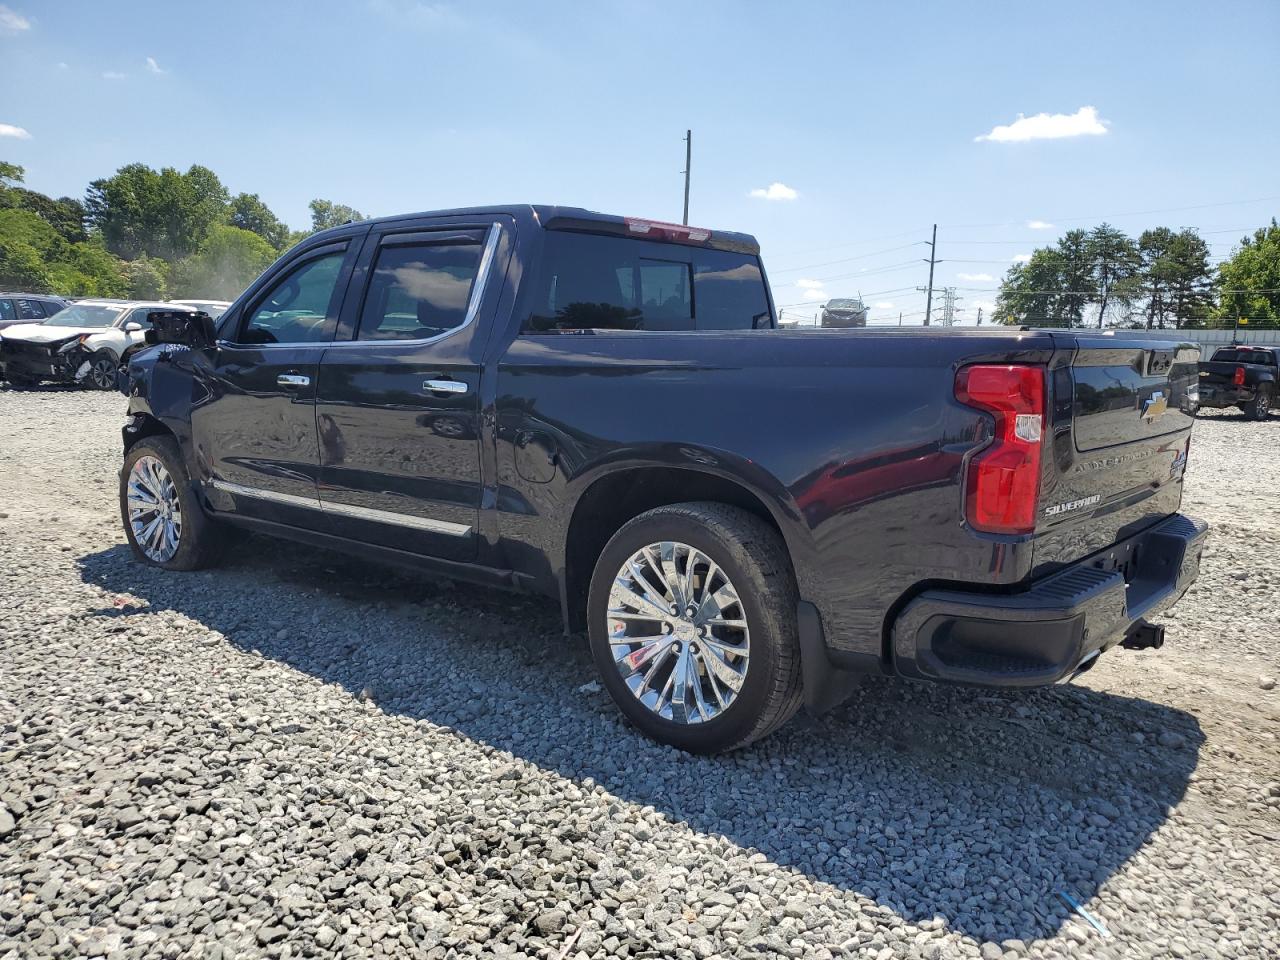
[1141,391,1168,422]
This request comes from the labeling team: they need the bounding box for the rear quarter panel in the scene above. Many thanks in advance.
[493,328,1059,664]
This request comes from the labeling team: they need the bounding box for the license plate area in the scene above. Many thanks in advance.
[1092,540,1141,585]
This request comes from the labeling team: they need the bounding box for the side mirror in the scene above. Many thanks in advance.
[124,321,144,332]
[145,311,218,349]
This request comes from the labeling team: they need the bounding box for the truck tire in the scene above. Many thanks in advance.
[586,502,803,754]
[1246,385,1272,421]
[120,436,225,571]
[85,350,119,390]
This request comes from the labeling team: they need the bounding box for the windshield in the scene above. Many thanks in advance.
[827,299,863,309]
[42,304,125,328]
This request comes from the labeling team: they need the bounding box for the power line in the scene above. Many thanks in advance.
[938,194,1280,230]
[768,242,925,275]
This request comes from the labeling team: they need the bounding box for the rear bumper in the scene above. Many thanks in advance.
[890,513,1209,687]
[1197,384,1252,407]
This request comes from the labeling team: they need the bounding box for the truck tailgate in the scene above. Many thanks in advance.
[1034,335,1199,572]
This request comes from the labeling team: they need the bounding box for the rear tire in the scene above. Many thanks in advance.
[1246,385,1272,421]
[586,502,803,754]
[120,436,225,571]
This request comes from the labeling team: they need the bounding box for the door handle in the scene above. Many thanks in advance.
[277,373,310,387]
[423,379,468,396]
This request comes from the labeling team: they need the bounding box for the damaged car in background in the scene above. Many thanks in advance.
[0,299,190,389]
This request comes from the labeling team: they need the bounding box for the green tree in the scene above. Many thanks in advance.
[122,254,169,300]
[0,161,87,243]
[86,163,229,260]
[1085,223,1140,326]
[169,225,275,299]
[228,192,289,250]
[49,239,126,297]
[0,207,64,260]
[308,198,366,232]
[994,248,1070,325]
[0,238,52,291]
[1216,219,1280,323]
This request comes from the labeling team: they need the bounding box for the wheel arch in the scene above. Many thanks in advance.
[559,458,805,633]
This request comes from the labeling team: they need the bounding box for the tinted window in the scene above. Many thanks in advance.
[40,300,64,316]
[525,232,771,333]
[241,252,345,345]
[0,299,14,322]
[16,299,45,320]
[1211,348,1276,365]
[358,240,483,341]
[125,309,156,329]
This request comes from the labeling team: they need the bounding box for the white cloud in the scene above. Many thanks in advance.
[0,122,31,139]
[957,272,994,282]
[796,278,826,301]
[874,302,895,310]
[975,106,1108,143]
[102,70,126,80]
[749,182,798,201]
[0,5,30,33]
[56,61,68,69]
[1027,219,1054,230]
[1013,253,1032,264]
[145,56,165,74]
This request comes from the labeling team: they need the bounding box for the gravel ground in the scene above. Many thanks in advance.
[1,387,1277,960]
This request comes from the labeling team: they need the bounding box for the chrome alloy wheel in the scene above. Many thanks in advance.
[127,455,182,562]
[606,541,750,724]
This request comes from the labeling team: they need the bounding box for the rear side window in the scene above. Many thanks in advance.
[15,299,45,319]
[357,240,483,341]
[525,232,771,333]
[0,299,14,322]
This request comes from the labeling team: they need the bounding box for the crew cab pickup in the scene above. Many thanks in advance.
[1197,345,1278,420]
[118,205,1208,752]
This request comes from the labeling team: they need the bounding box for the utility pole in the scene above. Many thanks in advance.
[975,306,983,326]
[682,130,692,225]
[922,223,938,326]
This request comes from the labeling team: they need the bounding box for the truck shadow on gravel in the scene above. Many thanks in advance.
[79,538,1204,945]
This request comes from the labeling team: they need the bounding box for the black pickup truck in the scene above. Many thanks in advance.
[1197,345,1278,419]
[118,205,1208,752]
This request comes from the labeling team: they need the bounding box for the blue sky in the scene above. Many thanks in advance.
[3,0,1278,323]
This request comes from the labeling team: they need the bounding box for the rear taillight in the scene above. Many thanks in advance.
[955,364,1046,535]
[1233,366,1245,386]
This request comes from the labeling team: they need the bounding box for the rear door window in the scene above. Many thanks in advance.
[356,237,485,341]
[0,299,14,322]
[525,232,771,333]
[15,299,45,320]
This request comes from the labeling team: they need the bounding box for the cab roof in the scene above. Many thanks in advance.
[310,205,761,256]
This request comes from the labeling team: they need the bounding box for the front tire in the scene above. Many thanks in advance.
[85,350,118,390]
[1246,385,1272,421]
[120,436,224,570]
[587,502,803,754]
